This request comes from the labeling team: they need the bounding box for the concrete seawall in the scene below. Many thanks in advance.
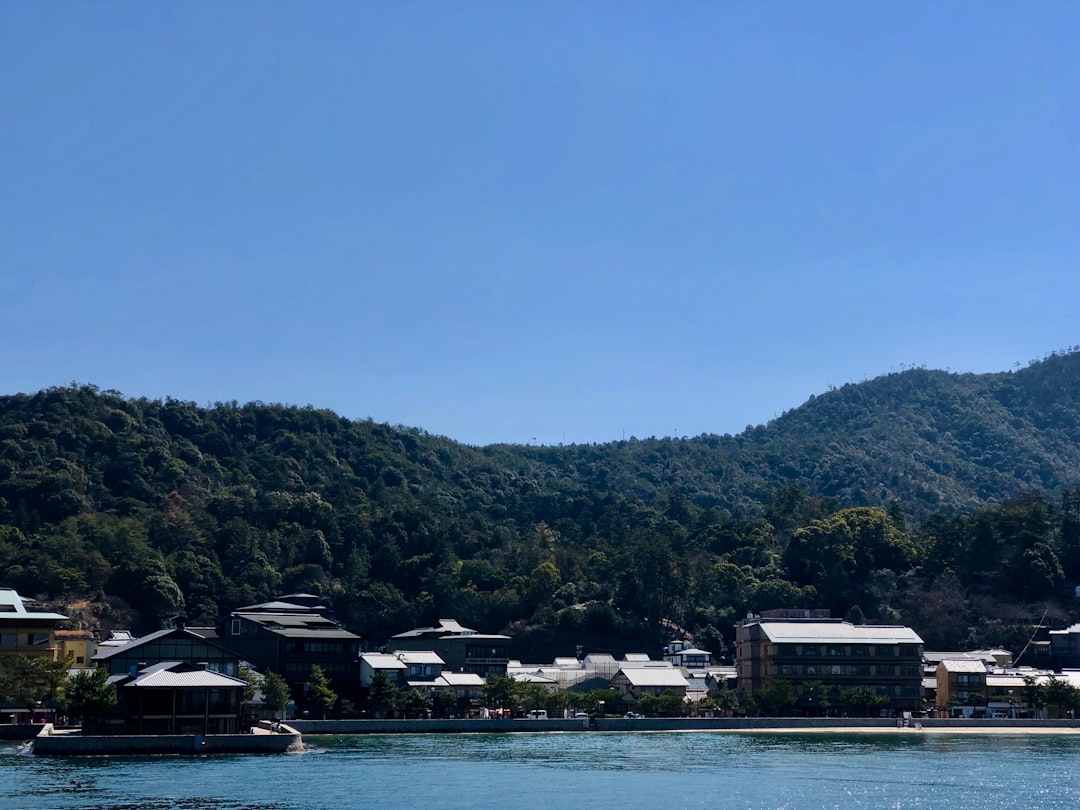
[32,723,304,756]
[291,717,589,734]
[291,716,1080,735]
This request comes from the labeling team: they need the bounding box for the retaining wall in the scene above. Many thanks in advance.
[32,724,303,756]
[291,718,589,734]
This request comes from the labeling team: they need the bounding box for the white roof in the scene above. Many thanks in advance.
[623,653,652,662]
[940,659,987,673]
[756,621,923,645]
[438,672,486,687]
[396,651,445,666]
[126,661,248,689]
[511,672,558,684]
[553,657,582,668]
[668,647,711,657]
[618,668,690,688]
[0,588,67,621]
[361,653,407,670]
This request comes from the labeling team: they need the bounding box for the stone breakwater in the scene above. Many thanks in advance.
[31,722,305,756]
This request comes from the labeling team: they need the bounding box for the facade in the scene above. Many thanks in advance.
[663,640,712,669]
[0,588,67,662]
[218,598,362,701]
[610,667,690,701]
[359,652,408,687]
[56,630,97,669]
[386,619,510,679]
[93,627,242,677]
[735,614,924,713]
[106,661,247,735]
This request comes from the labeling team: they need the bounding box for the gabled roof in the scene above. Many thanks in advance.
[92,627,238,662]
[396,651,445,666]
[116,661,248,689]
[617,668,690,688]
[234,600,324,613]
[939,659,987,673]
[361,653,407,671]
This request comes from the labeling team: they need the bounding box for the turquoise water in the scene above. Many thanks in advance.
[3,732,1080,809]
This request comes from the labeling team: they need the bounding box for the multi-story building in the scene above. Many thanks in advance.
[217,595,362,702]
[0,588,67,662]
[735,610,924,713]
[386,619,510,679]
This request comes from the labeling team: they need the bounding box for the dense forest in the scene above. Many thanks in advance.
[4,350,1080,660]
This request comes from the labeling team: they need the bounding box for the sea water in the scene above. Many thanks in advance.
[3,731,1079,809]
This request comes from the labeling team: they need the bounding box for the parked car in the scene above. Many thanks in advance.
[624,712,644,719]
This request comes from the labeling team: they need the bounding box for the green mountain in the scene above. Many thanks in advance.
[2,350,1080,656]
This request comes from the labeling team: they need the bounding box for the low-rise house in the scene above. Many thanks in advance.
[397,650,445,682]
[93,626,242,678]
[664,641,712,669]
[386,619,510,679]
[56,630,96,669]
[359,652,408,688]
[106,661,248,735]
[610,667,690,702]
[936,659,988,713]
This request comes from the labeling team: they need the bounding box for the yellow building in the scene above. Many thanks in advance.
[0,588,68,662]
[56,629,97,668]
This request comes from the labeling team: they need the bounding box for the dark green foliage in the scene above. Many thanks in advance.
[261,671,291,716]
[63,666,117,727]
[3,353,1080,658]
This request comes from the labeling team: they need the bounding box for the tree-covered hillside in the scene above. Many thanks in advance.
[3,350,1080,657]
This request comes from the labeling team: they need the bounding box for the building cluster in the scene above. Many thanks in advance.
[6,585,1080,733]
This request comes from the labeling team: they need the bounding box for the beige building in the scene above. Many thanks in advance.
[0,588,67,662]
[735,612,924,713]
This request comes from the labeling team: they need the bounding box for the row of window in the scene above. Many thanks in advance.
[775,644,919,658]
[777,664,919,678]
[288,641,357,654]
[0,632,50,647]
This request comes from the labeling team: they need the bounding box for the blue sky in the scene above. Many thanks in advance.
[3,3,1078,446]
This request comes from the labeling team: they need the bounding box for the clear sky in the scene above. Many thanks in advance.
[3,3,1078,446]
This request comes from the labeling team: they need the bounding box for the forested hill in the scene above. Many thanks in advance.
[2,350,1080,656]
[521,349,1080,518]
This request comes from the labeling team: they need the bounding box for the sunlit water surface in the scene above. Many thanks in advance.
[3,731,1079,809]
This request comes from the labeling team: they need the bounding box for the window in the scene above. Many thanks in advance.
[828,646,845,657]
[956,674,982,688]
[875,646,895,657]
[876,665,894,676]
[779,665,797,676]
[899,646,918,657]
[851,645,868,657]
[852,665,869,676]
[900,666,918,677]
[804,665,818,676]
[829,665,845,676]
[232,619,241,636]
[0,633,17,647]
[802,646,819,657]
[778,644,797,656]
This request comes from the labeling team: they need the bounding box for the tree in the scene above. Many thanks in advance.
[757,679,797,716]
[262,671,291,719]
[64,667,117,731]
[399,687,432,718]
[0,654,48,711]
[803,680,829,717]
[483,674,520,714]
[368,670,399,719]
[840,685,888,717]
[305,665,337,719]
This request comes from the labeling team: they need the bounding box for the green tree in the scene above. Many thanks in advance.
[757,679,797,716]
[483,675,521,714]
[399,687,432,718]
[367,670,399,719]
[262,671,291,719]
[840,685,888,717]
[64,667,117,730]
[803,680,829,717]
[305,664,337,719]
